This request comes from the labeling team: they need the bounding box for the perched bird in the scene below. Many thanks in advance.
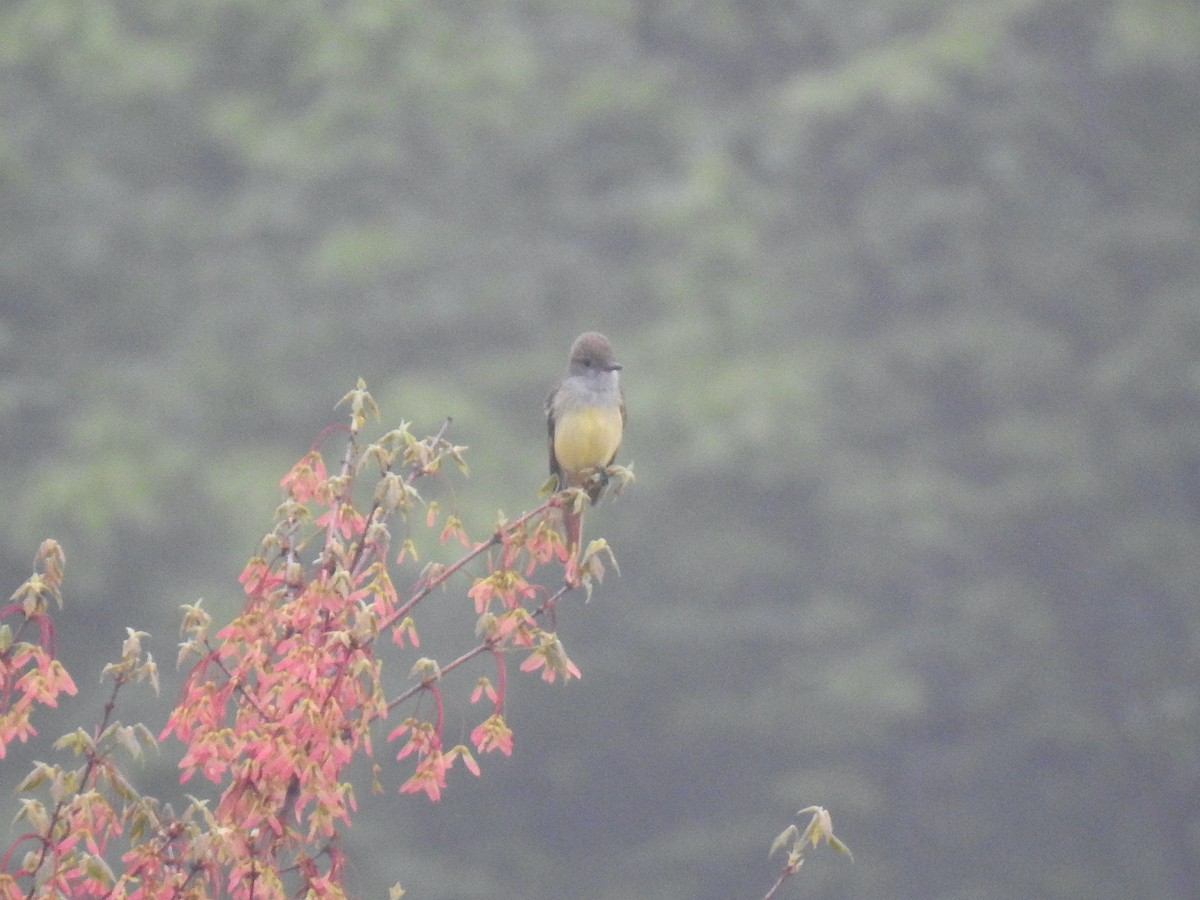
[546,331,626,555]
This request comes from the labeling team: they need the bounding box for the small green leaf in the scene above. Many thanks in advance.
[769,824,799,858]
[829,836,854,861]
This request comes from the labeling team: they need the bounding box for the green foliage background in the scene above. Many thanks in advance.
[2,0,1198,896]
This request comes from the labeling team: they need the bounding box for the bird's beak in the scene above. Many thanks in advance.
[608,362,623,372]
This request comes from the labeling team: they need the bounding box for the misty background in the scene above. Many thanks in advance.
[2,0,1198,897]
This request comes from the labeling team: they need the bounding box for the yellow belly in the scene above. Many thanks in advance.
[554,405,623,482]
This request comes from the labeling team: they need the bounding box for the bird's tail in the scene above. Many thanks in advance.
[564,505,584,562]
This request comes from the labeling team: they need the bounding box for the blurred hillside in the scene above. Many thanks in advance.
[2,0,1198,897]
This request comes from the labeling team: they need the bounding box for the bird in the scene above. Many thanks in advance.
[545,331,626,557]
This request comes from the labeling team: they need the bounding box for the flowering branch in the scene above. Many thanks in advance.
[0,382,625,898]
[151,380,616,895]
[2,617,161,899]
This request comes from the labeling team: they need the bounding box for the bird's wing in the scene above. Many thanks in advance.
[546,383,563,481]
